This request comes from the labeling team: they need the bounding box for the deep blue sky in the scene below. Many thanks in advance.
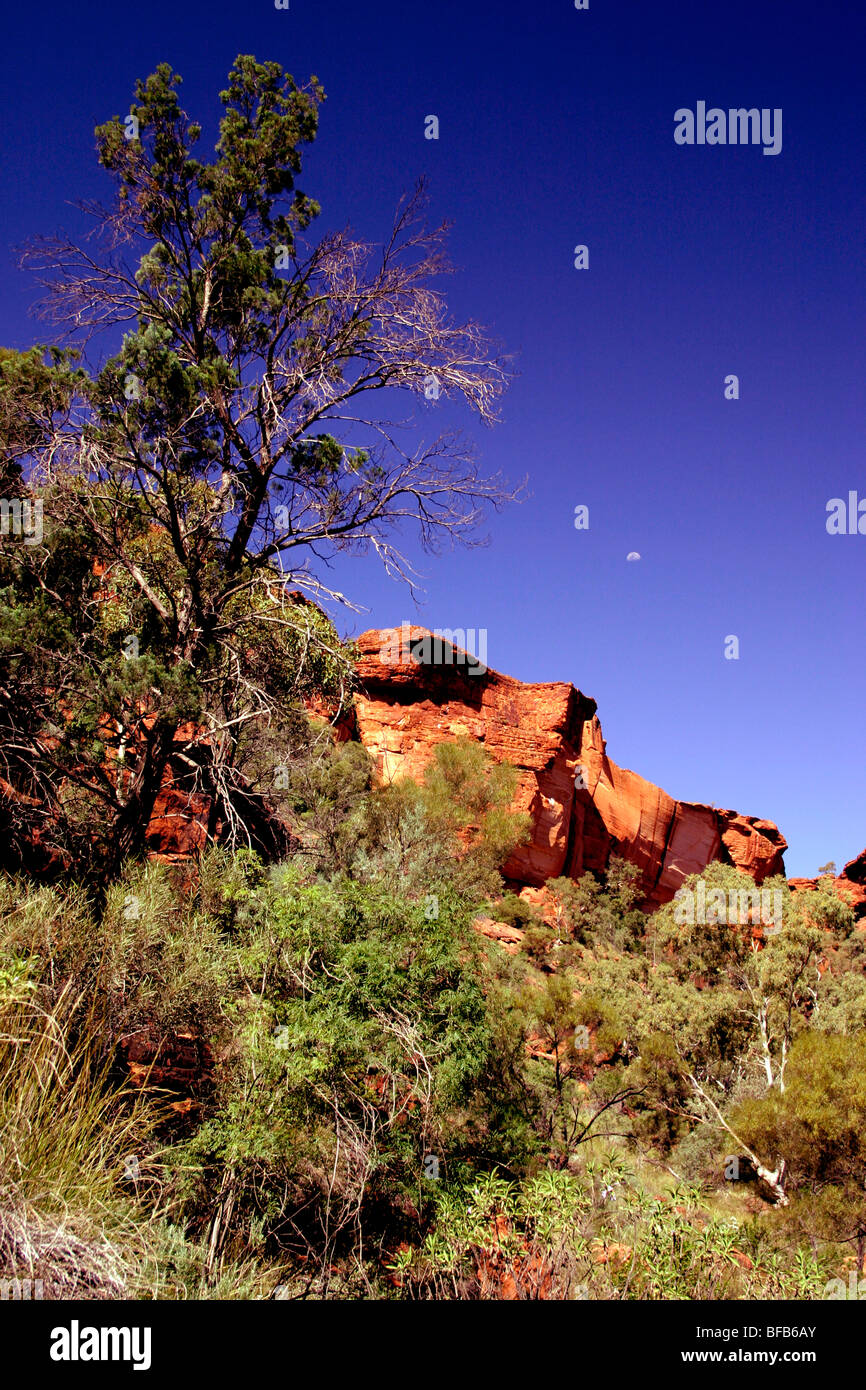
[1,0,863,875]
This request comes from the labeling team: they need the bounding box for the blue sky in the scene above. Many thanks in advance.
[1,0,863,874]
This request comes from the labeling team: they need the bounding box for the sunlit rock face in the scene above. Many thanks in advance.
[352,625,787,907]
[789,850,866,922]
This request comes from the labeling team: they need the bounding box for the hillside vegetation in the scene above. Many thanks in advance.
[2,730,864,1299]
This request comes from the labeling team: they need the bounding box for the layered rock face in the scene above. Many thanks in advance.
[353,625,788,907]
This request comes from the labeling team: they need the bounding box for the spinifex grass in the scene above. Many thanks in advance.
[0,981,157,1297]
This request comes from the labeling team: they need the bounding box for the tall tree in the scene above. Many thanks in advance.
[0,56,515,878]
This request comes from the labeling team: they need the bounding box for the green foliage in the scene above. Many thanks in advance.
[0,345,84,473]
[350,737,530,901]
[735,1032,866,1252]
[3,816,864,1296]
[392,1156,831,1301]
[2,54,510,883]
[491,892,541,931]
[550,858,644,948]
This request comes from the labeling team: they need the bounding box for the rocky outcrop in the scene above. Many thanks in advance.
[789,850,866,921]
[353,624,787,907]
[0,617,791,905]
[472,916,524,954]
[119,1026,212,1114]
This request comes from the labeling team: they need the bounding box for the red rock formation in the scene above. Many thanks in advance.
[2,618,795,904]
[472,915,524,954]
[353,624,787,907]
[145,784,213,859]
[789,850,866,921]
[142,752,291,863]
[120,1026,213,1113]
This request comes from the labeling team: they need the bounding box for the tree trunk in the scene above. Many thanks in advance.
[105,719,178,882]
[685,1070,789,1206]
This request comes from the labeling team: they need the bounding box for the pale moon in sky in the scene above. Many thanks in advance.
[626,551,641,561]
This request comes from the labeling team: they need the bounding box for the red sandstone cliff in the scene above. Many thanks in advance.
[789,850,866,921]
[352,624,788,907]
[7,620,843,912]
